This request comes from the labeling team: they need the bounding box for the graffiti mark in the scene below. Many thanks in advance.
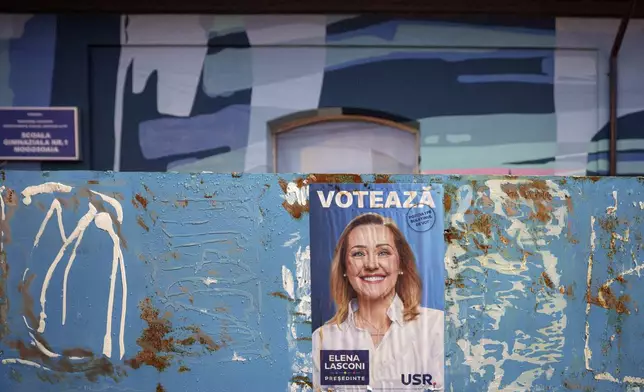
[21,183,128,360]
[6,271,125,381]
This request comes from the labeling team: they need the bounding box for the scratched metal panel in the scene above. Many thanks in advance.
[0,171,642,391]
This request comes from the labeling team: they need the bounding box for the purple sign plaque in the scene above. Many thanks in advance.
[0,107,80,161]
[320,350,370,386]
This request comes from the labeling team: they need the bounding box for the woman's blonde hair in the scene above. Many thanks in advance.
[327,212,422,325]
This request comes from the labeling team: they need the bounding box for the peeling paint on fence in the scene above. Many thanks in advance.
[0,171,643,391]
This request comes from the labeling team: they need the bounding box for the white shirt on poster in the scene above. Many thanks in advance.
[312,294,444,391]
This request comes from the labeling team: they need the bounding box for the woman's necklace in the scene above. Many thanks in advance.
[357,313,387,337]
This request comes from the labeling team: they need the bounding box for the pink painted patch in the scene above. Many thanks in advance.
[421,168,555,176]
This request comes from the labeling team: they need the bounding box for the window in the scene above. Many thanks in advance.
[271,111,420,174]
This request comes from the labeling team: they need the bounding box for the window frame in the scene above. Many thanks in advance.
[269,110,421,174]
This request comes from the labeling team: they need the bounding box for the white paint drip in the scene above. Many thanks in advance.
[91,190,124,223]
[21,182,72,206]
[232,352,247,362]
[624,377,644,385]
[29,332,59,358]
[281,182,309,206]
[584,216,596,370]
[606,190,618,215]
[22,316,33,331]
[39,203,97,333]
[608,263,644,286]
[281,234,312,391]
[289,246,312,389]
[28,332,86,361]
[61,228,87,325]
[1,358,50,370]
[94,212,128,360]
[25,183,127,361]
[596,372,620,382]
[34,199,67,247]
[283,232,301,247]
[281,265,295,299]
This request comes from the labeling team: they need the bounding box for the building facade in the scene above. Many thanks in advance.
[1,14,643,175]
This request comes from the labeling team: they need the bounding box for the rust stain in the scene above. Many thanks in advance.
[291,375,313,388]
[541,271,555,289]
[231,172,242,178]
[87,180,99,185]
[136,216,149,232]
[563,380,593,390]
[12,272,124,381]
[185,325,222,351]
[472,237,490,254]
[373,174,393,183]
[175,200,189,208]
[132,194,148,210]
[143,184,154,197]
[269,291,295,302]
[126,298,223,373]
[471,214,493,238]
[282,200,308,220]
[445,276,465,289]
[278,178,288,193]
[126,298,176,372]
[587,285,630,315]
[18,273,38,328]
[156,383,166,392]
[559,285,574,297]
[278,174,367,218]
[443,192,452,213]
[597,215,621,260]
[178,365,190,373]
[306,173,363,184]
[0,190,18,247]
[501,180,556,223]
[443,227,463,243]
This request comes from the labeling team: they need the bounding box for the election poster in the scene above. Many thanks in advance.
[310,183,445,391]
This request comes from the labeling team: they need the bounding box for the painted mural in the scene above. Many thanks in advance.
[0,171,642,392]
[1,15,644,175]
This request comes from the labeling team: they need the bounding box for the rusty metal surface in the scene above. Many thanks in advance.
[0,171,642,391]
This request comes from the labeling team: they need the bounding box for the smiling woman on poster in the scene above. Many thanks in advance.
[312,212,444,391]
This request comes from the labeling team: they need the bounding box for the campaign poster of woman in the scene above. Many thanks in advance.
[309,183,445,391]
